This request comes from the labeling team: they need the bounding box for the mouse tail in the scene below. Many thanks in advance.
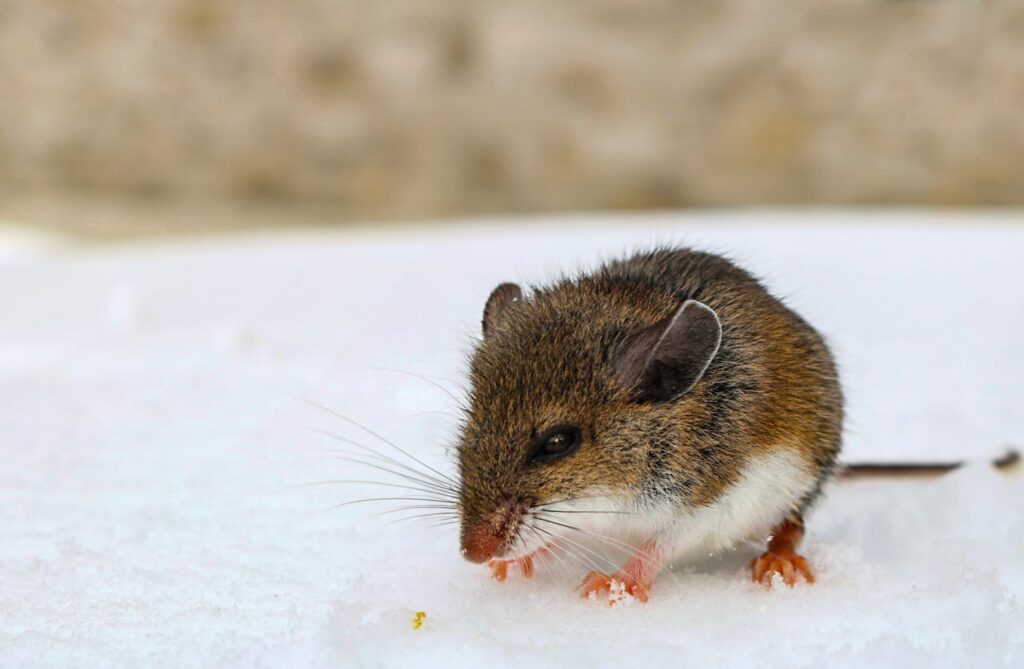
[840,448,1020,480]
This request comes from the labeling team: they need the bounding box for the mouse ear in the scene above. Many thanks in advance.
[482,282,523,337]
[613,300,722,402]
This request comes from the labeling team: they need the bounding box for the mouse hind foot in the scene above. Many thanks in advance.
[750,515,815,587]
[751,551,814,587]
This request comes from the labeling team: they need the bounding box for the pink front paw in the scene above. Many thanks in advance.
[487,554,536,581]
[578,570,650,604]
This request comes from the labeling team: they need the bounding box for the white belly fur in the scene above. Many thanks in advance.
[659,449,815,559]
[544,450,816,564]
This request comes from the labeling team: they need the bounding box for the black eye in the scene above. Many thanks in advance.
[529,425,582,463]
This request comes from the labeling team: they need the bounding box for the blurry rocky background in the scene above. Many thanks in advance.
[1,0,1023,235]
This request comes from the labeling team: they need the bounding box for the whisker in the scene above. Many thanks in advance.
[370,506,459,520]
[307,434,456,492]
[534,515,690,587]
[296,397,460,488]
[529,525,608,575]
[521,525,573,580]
[366,366,463,405]
[329,456,457,499]
[327,496,454,510]
[385,518,460,530]
[423,519,461,530]
[410,410,461,420]
[383,510,461,521]
[533,516,646,555]
[509,529,529,556]
[537,508,634,516]
[307,427,457,493]
[530,540,569,580]
[296,479,456,498]
[532,523,617,569]
[548,531,625,574]
[537,493,618,509]
[385,516,461,539]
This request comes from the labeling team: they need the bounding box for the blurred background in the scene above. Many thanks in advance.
[3,6,1023,664]
[1,0,1023,237]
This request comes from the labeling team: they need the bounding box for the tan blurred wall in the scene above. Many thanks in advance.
[2,0,1023,220]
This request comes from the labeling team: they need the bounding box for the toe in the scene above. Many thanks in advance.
[793,556,816,584]
[489,560,508,581]
[578,571,612,599]
[781,558,796,586]
[751,555,769,583]
[627,581,650,603]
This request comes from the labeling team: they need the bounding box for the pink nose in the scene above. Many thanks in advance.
[461,525,501,563]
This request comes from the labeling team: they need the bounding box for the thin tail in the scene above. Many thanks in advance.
[840,449,1020,480]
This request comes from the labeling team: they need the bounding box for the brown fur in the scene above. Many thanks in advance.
[457,248,843,556]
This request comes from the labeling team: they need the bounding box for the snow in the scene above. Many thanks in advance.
[1,211,1022,668]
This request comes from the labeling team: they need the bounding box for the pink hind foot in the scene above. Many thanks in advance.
[750,516,815,588]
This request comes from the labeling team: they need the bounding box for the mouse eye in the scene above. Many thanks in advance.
[529,425,582,463]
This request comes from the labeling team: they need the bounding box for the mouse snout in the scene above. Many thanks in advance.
[460,497,527,563]
[461,524,502,563]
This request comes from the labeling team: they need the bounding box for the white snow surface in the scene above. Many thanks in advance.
[1,212,1022,668]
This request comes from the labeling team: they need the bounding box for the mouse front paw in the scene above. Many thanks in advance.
[578,571,650,604]
[487,552,539,581]
[750,550,815,587]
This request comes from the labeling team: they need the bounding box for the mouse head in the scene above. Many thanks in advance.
[457,280,722,563]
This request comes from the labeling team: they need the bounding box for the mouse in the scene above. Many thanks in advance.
[455,247,844,602]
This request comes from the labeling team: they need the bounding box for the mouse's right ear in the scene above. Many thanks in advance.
[482,282,523,337]
[613,300,722,403]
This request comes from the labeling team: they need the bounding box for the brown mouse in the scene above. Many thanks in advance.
[455,247,844,601]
